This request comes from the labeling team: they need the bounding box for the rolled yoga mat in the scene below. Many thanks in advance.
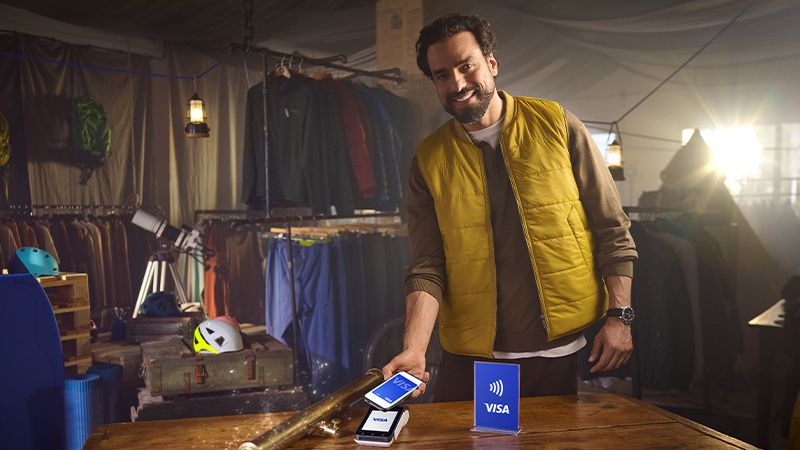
[65,374,103,450]
[88,363,124,423]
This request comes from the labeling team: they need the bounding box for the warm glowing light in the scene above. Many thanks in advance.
[189,98,205,123]
[185,92,210,138]
[606,140,622,167]
[681,129,695,146]
[592,132,624,180]
[682,127,763,192]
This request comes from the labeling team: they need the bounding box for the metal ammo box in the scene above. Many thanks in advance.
[141,334,293,396]
[126,312,205,344]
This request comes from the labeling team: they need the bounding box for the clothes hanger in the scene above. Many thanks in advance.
[271,55,291,79]
[295,57,307,76]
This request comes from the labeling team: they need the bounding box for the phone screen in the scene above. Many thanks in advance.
[370,373,419,405]
[360,409,400,433]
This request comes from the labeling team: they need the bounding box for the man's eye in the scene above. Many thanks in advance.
[462,64,473,71]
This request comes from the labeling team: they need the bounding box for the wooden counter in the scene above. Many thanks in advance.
[85,393,755,449]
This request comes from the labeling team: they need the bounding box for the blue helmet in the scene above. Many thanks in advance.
[9,247,59,277]
[139,291,182,317]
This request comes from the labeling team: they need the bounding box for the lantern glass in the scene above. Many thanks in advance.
[185,92,210,138]
[188,94,206,124]
[606,141,623,167]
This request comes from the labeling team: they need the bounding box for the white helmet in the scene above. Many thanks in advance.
[193,319,244,354]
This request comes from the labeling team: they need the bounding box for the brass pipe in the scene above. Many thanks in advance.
[239,368,384,450]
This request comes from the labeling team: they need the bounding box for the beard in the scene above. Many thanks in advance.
[443,82,495,125]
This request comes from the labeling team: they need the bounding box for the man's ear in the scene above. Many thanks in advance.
[486,53,499,77]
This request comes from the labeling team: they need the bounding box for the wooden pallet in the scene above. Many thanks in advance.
[36,273,92,375]
[64,355,93,377]
[91,334,143,385]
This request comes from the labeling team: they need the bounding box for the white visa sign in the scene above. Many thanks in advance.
[484,403,510,414]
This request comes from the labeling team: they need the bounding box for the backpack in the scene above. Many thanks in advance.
[71,96,111,183]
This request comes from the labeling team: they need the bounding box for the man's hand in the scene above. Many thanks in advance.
[588,317,632,373]
[381,350,430,399]
[590,275,633,373]
[379,290,439,399]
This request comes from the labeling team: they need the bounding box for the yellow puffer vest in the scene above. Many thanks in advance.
[416,93,608,357]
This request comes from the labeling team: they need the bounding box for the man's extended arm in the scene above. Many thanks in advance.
[381,291,438,397]
[382,156,444,397]
[402,156,447,301]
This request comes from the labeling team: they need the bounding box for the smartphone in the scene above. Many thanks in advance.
[363,371,422,411]
[354,406,409,447]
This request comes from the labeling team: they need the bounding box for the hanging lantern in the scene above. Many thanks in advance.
[607,124,625,181]
[185,77,210,138]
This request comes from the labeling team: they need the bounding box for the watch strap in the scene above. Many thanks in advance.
[606,306,635,325]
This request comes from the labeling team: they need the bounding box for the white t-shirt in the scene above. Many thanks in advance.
[466,120,587,359]
[466,115,504,150]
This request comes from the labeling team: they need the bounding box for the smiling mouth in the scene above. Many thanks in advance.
[451,90,476,103]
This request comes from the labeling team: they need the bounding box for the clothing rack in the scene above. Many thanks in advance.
[228,43,406,84]
[624,206,728,221]
[623,205,739,413]
[229,41,405,225]
[624,203,739,306]
[196,208,403,388]
[194,209,402,226]
[0,203,139,218]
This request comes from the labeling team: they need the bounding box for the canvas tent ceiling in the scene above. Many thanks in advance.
[7,0,798,119]
[3,0,800,199]
[0,0,377,56]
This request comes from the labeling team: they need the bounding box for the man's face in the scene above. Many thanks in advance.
[426,31,498,125]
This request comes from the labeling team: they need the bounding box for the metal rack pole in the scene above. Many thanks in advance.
[285,222,301,385]
[261,53,270,219]
[229,43,405,84]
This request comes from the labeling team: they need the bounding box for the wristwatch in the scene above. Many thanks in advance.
[606,306,635,326]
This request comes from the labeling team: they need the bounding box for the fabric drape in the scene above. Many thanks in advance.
[163,44,253,226]
[0,33,150,205]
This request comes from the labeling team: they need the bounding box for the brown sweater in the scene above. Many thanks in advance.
[404,107,638,352]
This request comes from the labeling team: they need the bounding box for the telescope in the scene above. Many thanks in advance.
[132,209,210,255]
[130,209,209,317]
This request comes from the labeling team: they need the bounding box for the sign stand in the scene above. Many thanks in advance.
[472,361,521,435]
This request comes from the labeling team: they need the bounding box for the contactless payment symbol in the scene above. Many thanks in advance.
[489,379,504,397]
[472,362,521,435]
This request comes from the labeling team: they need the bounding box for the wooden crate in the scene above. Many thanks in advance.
[36,273,92,375]
[91,337,144,385]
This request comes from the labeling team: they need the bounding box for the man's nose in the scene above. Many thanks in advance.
[450,72,467,93]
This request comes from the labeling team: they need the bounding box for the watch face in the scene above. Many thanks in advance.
[621,307,635,324]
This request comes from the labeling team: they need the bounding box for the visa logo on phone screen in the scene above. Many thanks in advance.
[373,373,416,403]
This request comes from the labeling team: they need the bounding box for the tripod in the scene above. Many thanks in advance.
[132,245,196,318]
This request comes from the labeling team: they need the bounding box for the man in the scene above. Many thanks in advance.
[382,14,638,402]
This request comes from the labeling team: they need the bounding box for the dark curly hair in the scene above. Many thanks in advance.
[416,14,497,78]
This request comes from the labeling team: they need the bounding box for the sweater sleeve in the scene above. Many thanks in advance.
[403,156,445,302]
[565,109,638,278]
